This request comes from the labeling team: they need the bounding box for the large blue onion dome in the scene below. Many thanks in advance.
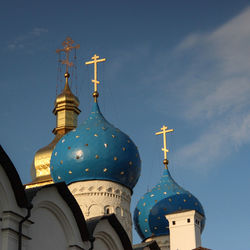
[133,166,205,240]
[50,101,141,190]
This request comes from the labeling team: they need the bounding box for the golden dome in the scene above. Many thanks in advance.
[55,81,79,107]
[26,78,81,189]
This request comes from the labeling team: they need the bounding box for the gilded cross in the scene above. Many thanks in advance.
[85,54,106,97]
[155,125,174,161]
[56,37,80,74]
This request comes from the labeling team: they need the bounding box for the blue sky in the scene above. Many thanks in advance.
[1,1,250,249]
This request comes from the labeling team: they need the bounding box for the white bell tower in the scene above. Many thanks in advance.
[166,210,204,250]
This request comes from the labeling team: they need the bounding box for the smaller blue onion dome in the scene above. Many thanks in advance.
[134,166,205,240]
[50,101,141,190]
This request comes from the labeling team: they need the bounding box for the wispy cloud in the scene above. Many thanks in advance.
[7,27,48,51]
[185,76,250,120]
[178,7,250,75]
[175,113,250,170]
[30,28,48,37]
[172,7,250,169]
[110,7,250,172]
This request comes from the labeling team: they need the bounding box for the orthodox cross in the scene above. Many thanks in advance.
[56,37,80,76]
[155,125,174,165]
[85,54,106,100]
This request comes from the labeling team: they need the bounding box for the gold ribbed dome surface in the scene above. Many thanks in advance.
[30,134,62,186]
[26,81,81,189]
[55,82,79,106]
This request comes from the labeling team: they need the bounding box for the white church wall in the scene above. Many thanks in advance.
[28,186,89,250]
[69,180,133,241]
[0,165,24,214]
[92,219,124,250]
[0,163,27,250]
[28,205,68,250]
[1,211,31,250]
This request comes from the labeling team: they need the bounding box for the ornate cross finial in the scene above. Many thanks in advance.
[85,54,106,102]
[56,37,80,83]
[155,125,174,167]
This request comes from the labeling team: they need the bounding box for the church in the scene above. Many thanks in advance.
[0,37,210,250]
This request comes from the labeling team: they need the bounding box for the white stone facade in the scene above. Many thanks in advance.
[93,219,125,250]
[166,210,203,250]
[0,163,27,250]
[69,180,133,241]
[0,147,133,250]
[28,186,89,250]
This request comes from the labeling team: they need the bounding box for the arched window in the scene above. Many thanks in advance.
[104,206,112,214]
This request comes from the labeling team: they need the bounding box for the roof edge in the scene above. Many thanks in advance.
[55,182,90,241]
[0,145,29,208]
[86,214,133,250]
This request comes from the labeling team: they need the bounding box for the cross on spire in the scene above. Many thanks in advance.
[155,125,174,166]
[85,54,106,101]
[56,37,80,83]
